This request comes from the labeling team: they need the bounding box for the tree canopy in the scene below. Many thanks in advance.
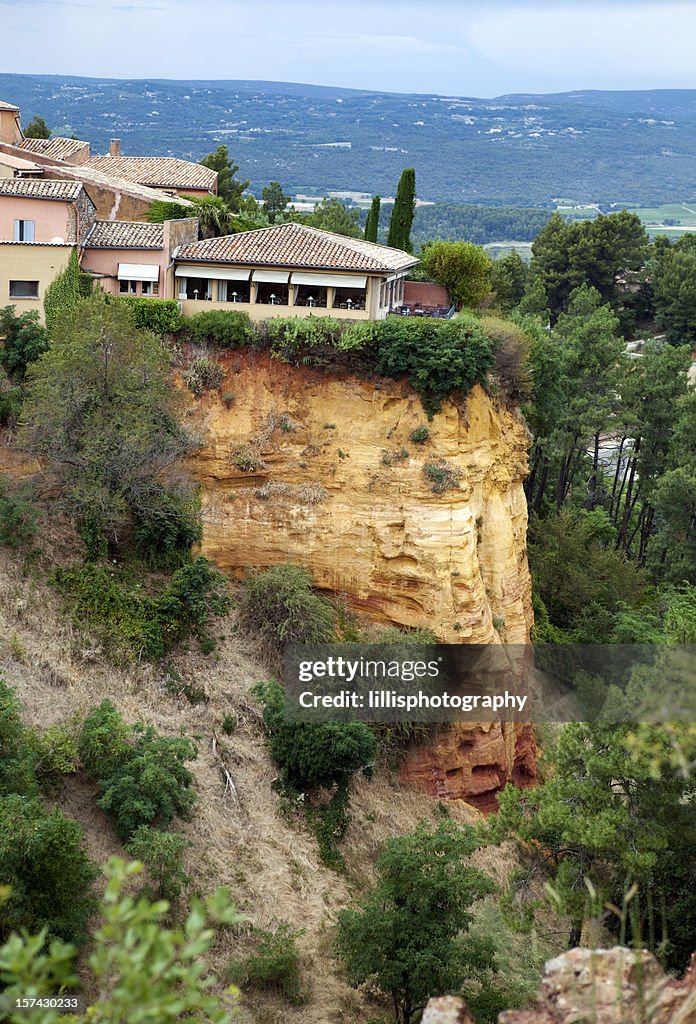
[23,116,51,139]
[299,197,361,237]
[18,295,198,557]
[261,181,290,223]
[336,820,495,1024]
[419,240,492,309]
[199,144,250,210]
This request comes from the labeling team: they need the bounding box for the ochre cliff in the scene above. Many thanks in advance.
[190,351,537,808]
[191,351,533,646]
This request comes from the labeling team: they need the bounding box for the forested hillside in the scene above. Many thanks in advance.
[5,73,696,203]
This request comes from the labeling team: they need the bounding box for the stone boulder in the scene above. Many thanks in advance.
[499,947,696,1024]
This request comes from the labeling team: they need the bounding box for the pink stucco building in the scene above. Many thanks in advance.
[80,218,198,298]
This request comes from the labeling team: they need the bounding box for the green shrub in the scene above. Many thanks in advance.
[336,320,378,352]
[33,719,81,784]
[239,565,335,652]
[124,826,191,902]
[0,678,38,798]
[78,700,133,779]
[132,487,202,567]
[0,368,22,426]
[374,315,493,416]
[229,924,305,1004]
[98,727,197,841]
[0,479,38,548]
[186,309,256,347]
[0,305,48,378]
[0,857,245,1024]
[79,700,198,842]
[115,297,182,335]
[184,357,226,396]
[266,316,342,361]
[423,459,462,494]
[254,679,375,793]
[231,444,266,472]
[222,713,237,735]
[50,557,230,662]
[304,784,351,869]
[481,315,533,402]
[409,425,430,443]
[0,794,97,944]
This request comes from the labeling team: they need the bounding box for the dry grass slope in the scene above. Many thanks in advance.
[0,540,481,1024]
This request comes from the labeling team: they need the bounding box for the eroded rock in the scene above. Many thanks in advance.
[189,353,536,805]
[499,947,696,1024]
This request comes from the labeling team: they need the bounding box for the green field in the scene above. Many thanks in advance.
[557,200,696,236]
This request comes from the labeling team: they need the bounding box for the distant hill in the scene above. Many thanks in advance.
[3,74,696,206]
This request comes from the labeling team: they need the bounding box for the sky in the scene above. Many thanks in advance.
[3,0,696,95]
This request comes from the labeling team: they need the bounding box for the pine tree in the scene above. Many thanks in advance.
[364,195,380,242]
[387,169,416,252]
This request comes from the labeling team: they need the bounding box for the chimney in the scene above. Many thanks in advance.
[109,139,121,158]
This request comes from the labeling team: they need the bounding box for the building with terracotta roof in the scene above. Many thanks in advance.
[81,217,198,299]
[172,222,418,320]
[19,136,92,165]
[0,101,204,219]
[85,146,217,197]
[0,177,96,313]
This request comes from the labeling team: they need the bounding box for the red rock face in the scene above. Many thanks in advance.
[400,721,537,813]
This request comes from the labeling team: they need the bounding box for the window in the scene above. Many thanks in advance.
[218,280,249,303]
[13,220,35,242]
[141,281,159,296]
[184,277,211,300]
[256,282,288,306]
[119,280,137,295]
[9,280,39,299]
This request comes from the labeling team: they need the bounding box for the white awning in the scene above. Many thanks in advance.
[252,269,290,284]
[291,272,367,289]
[118,263,159,282]
[175,264,251,281]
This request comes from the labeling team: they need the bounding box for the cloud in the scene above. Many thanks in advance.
[1,0,695,94]
[468,2,696,87]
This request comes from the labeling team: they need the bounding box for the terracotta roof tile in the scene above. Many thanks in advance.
[0,100,20,111]
[20,137,90,162]
[57,163,193,205]
[85,156,217,191]
[83,220,164,249]
[174,222,418,273]
[0,177,85,201]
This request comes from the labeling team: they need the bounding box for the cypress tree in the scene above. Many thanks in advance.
[387,168,416,252]
[364,195,381,243]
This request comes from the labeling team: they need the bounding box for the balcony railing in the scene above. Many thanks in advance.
[389,304,456,319]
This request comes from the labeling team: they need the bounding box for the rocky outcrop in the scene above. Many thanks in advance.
[422,948,696,1024]
[191,352,532,646]
[189,351,536,806]
[399,720,536,812]
[499,947,696,1024]
[422,996,475,1024]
